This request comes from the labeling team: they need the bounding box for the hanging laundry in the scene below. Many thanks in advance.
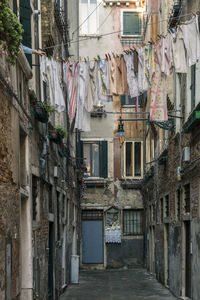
[66,62,79,119]
[138,47,149,93]
[124,53,139,98]
[133,50,139,73]
[145,44,155,86]
[98,58,112,101]
[86,60,99,107]
[172,29,187,73]
[52,60,66,113]
[161,33,173,76]
[181,16,200,66]
[120,55,129,95]
[150,60,168,122]
[75,62,91,132]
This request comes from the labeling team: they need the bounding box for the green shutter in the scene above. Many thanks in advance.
[121,95,126,106]
[191,65,196,110]
[13,0,17,15]
[123,12,142,36]
[99,141,108,178]
[20,0,32,66]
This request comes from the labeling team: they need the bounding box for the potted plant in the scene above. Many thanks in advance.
[56,126,67,140]
[44,102,56,113]
[32,101,48,123]
[48,126,67,144]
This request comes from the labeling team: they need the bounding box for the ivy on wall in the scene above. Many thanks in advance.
[0,0,24,64]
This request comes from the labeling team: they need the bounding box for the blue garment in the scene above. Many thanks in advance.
[21,44,33,55]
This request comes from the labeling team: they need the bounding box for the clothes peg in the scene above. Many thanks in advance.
[84,57,87,62]
[93,57,98,62]
[97,55,101,60]
[108,53,111,60]
[79,57,82,62]
[105,54,108,61]
[112,52,115,58]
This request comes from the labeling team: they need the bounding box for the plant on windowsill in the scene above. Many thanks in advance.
[43,102,56,113]
[0,0,24,64]
[49,126,67,144]
[32,101,49,123]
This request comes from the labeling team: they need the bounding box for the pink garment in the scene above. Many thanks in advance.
[161,34,173,76]
[66,62,79,119]
[150,56,168,122]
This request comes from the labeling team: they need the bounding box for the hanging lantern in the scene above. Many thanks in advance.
[116,118,125,137]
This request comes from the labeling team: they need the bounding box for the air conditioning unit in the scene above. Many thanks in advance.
[183,147,190,162]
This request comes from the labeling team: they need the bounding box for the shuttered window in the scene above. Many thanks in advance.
[123,210,143,235]
[121,94,143,106]
[124,141,143,178]
[20,0,32,66]
[122,12,142,36]
[83,141,108,178]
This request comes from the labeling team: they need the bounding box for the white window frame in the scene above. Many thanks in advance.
[123,140,143,179]
[79,0,100,36]
[120,8,143,38]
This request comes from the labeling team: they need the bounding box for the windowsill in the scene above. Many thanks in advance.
[121,35,142,38]
[79,34,102,38]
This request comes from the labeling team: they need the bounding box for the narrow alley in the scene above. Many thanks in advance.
[60,269,176,300]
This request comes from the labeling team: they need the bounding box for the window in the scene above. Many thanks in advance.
[123,210,143,235]
[79,0,99,35]
[184,184,190,213]
[83,141,108,178]
[121,10,142,36]
[176,189,181,220]
[164,195,169,218]
[121,94,142,106]
[20,0,32,66]
[160,198,163,223]
[124,141,143,178]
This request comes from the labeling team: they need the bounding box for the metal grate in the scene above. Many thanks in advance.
[82,210,103,220]
[123,210,142,235]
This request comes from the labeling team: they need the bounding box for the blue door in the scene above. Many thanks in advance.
[82,220,103,263]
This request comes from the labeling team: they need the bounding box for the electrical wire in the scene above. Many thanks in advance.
[42,11,198,51]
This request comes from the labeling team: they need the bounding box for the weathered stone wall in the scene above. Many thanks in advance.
[0,86,20,300]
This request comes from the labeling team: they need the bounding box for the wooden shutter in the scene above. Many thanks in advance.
[13,0,17,15]
[123,12,142,36]
[99,141,108,178]
[20,0,32,66]
[191,65,196,110]
[121,95,126,106]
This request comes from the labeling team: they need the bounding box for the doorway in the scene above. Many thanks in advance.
[82,210,103,264]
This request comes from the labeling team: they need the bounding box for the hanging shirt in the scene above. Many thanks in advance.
[161,34,173,76]
[124,53,139,98]
[98,59,112,101]
[150,59,168,122]
[52,60,66,113]
[66,62,79,119]
[172,29,187,73]
[86,60,99,108]
[138,47,149,93]
[181,16,200,66]
[75,62,91,132]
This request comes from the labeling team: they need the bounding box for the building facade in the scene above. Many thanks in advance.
[143,0,200,299]
[0,1,80,300]
[79,0,146,269]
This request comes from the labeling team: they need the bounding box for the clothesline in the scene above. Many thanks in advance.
[41,11,199,51]
[40,13,200,133]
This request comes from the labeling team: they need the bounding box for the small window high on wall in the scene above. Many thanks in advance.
[121,10,142,37]
[123,210,143,235]
[79,0,99,35]
[124,141,143,178]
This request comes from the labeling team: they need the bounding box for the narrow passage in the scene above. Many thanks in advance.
[60,269,177,300]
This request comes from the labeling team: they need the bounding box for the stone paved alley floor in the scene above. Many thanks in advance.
[60,269,177,300]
